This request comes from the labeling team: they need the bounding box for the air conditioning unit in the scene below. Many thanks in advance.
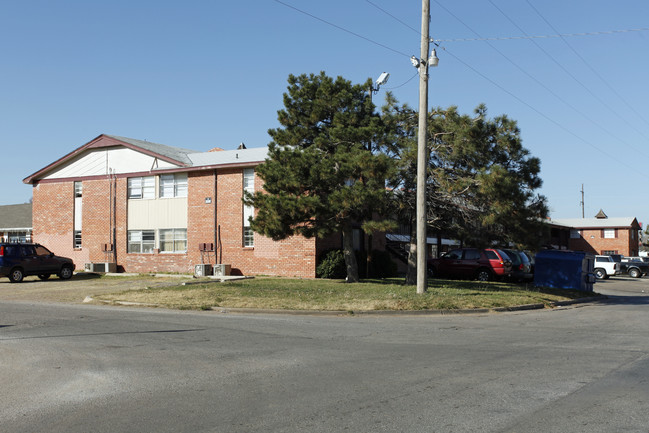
[213,264,231,277]
[194,264,212,277]
[84,263,117,273]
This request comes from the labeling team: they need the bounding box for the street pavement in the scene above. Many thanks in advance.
[1,277,648,432]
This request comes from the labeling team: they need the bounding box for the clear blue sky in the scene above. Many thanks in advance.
[2,0,648,225]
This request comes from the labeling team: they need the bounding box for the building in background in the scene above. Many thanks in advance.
[0,203,32,242]
[551,210,641,257]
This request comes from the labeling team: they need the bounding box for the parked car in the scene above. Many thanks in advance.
[619,257,649,278]
[428,248,512,281]
[502,249,533,282]
[0,243,75,283]
[593,255,621,279]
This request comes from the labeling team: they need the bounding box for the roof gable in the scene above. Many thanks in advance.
[24,134,198,184]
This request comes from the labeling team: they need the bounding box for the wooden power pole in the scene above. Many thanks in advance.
[416,0,430,294]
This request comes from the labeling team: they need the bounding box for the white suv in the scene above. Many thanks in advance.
[594,255,621,280]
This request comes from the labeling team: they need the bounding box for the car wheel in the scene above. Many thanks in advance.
[594,268,606,280]
[475,268,492,282]
[59,265,73,280]
[38,274,51,280]
[9,268,24,283]
[629,268,641,278]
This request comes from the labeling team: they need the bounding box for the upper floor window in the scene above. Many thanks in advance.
[128,176,155,199]
[159,173,188,198]
[602,229,616,239]
[570,229,581,239]
[74,181,83,197]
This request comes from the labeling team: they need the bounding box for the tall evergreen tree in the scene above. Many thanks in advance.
[245,72,394,282]
[382,97,548,284]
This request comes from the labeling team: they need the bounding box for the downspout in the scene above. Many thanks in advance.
[214,169,219,265]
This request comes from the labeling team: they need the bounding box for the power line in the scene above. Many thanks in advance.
[526,0,649,130]
[442,47,649,181]
[272,0,410,58]
[384,72,419,90]
[487,0,649,158]
[364,0,420,36]
[435,27,649,42]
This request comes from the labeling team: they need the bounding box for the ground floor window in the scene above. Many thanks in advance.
[159,229,187,253]
[601,250,618,255]
[128,230,155,253]
[74,230,82,248]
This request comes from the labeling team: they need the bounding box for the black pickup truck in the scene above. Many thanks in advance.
[611,255,649,278]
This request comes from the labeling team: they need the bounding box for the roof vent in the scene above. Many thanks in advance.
[237,142,247,150]
[595,209,608,219]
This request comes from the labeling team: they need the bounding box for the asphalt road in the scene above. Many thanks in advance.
[1,277,648,432]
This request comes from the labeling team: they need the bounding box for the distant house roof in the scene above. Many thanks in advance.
[0,203,32,230]
[550,217,639,229]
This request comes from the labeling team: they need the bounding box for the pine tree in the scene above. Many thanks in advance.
[245,72,395,282]
[382,98,548,283]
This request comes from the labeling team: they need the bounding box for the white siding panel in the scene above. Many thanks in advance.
[74,197,82,229]
[128,197,188,230]
[44,148,180,179]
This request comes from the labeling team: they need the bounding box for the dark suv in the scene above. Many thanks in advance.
[428,248,513,281]
[0,243,75,283]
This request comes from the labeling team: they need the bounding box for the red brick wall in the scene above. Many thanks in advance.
[32,169,318,277]
[32,182,90,266]
[215,168,316,278]
[569,228,637,256]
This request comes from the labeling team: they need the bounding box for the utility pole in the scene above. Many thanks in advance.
[580,184,585,218]
[416,0,430,294]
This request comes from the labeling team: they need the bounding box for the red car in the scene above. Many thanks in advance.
[428,248,513,281]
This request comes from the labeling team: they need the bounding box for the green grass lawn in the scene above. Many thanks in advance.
[94,276,600,312]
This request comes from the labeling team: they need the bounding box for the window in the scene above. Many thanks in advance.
[602,250,618,255]
[464,249,480,260]
[159,173,188,198]
[74,230,82,249]
[243,168,255,247]
[159,229,187,253]
[74,181,82,197]
[128,176,155,199]
[128,230,155,253]
[570,229,581,239]
[602,229,616,239]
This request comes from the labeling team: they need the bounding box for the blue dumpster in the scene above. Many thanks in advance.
[533,250,595,291]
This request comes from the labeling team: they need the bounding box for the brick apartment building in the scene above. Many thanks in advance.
[551,210,641,257]
[23,134,372,277]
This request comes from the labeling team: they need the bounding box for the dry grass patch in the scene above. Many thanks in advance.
[93,276,599,311]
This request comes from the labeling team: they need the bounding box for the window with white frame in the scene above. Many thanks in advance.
[159,229,187,253]
[243,168,254,247]
[128,230,155,253]
[74,181,83,197]
[159,173,188,198]
[603,229,616,239]
[128,176,155,199]
[74,230,82,249]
